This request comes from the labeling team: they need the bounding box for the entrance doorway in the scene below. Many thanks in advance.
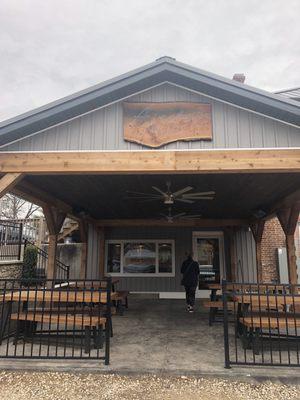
[192,231,225,290]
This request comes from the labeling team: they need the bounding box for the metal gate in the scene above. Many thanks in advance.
[223,281,300,368]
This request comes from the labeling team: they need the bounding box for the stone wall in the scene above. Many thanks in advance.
[0,261,23,289]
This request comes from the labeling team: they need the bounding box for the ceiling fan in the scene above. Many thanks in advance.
[126,181,215,205]
[160,207,202,223]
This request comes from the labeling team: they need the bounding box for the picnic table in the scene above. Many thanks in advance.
[233,293,300,354]
[0,288,117,357]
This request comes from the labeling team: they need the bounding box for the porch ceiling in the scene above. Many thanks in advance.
[18,172,300,220]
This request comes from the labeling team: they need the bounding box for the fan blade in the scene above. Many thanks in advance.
[152,186,168,196]
[181,196,215,200]
[182,191,215,197]
[126,190,162,197]
[172,212,187,218]
[172,186,194,197]
[177,198,194,204]
[126,195,161,200]
[180,214,202,219]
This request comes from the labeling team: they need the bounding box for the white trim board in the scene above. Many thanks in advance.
[159,291,210,299]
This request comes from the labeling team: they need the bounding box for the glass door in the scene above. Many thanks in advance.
[192,231,225,289]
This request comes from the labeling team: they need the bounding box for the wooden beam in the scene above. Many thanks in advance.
[79,220,88,279]
[0,173,24,198]
[98,227,105,278]
[16,180,73,214]
[43,205,66,284]
[0,149,299,174]
[225,228,237,281]
[95,218,248,228]
[47,234,58,285]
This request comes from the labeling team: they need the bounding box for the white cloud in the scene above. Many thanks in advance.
[0,0,299,121]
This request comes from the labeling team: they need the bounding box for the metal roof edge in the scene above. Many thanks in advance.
[0,57,299,145]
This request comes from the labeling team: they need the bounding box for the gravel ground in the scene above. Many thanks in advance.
[0,371,299,400]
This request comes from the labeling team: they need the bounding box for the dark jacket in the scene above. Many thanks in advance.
[181,257,200,287]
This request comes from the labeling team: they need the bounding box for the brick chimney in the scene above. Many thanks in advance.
[233,73,246,83]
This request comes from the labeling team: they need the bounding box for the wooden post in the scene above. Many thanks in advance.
[0,173,24,198]
[43,205,66,285]
[250,220,265,283]
[47,234,58,282]
[277,203,300,286]
[228,228,237,282]
[79,220,88,279]
[98,227,105,278]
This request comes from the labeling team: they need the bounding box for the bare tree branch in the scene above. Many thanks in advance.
[0,194,42,220]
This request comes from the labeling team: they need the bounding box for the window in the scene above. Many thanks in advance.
[105,240,175,276]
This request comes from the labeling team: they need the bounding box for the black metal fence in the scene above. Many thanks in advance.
[223,281,300,368]
[0,278,112,364]
[0,221,23,260]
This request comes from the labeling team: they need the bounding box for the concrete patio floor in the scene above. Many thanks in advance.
[0,296,300,379]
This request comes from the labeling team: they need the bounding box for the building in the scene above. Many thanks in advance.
[0,56,299,295]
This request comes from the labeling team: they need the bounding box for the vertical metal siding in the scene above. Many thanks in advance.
[85,225,235,292]
[234,228,257,283]
[86,224,100,279]
[2,83,299,151]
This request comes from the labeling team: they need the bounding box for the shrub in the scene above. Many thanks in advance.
[22,244,38,283]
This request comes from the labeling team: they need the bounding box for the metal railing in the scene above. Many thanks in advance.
[24,240,70,283]
[223,281,300,368]
[0,221,23,260]
[0,278,112,364]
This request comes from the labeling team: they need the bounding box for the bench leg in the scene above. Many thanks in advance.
[209,307,217,326]
[13,321,21,345]
[84,326,91,354]
[93,325,104,349]
[252,328,261,355]
[116,301,124,316]
[125,296,128,309]
[0,302,12,345]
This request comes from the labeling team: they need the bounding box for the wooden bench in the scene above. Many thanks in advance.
[114,291,129,315]
[240,316,300,330]
[238,315,300,354]
[203,300,235,326]
[10,312,108,354]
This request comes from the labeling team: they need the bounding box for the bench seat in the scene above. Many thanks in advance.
[239,316,300,330]
[10,312,107,327]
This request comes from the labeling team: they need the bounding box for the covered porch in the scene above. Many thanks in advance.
[0,148,300,369]
[0,149,299,286]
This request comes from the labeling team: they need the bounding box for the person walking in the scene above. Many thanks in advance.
[181,253,200,312]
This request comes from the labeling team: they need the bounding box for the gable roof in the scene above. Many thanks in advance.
[0,56,299,147]
[275,87,300,102]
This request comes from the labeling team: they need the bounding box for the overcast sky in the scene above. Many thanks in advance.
[0,0,299,122]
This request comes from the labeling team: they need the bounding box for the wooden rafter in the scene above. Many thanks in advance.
[0,173,24,198]
[0,149,299,174]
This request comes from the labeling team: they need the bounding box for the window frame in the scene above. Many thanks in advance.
[105,239,175,277]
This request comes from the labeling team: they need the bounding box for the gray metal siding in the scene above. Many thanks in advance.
[86,224,100,279]
[234,228,257,283]
[85,225,257,292]
[2,84,299,151]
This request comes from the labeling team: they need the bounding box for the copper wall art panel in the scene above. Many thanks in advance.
[123,102,213,147]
